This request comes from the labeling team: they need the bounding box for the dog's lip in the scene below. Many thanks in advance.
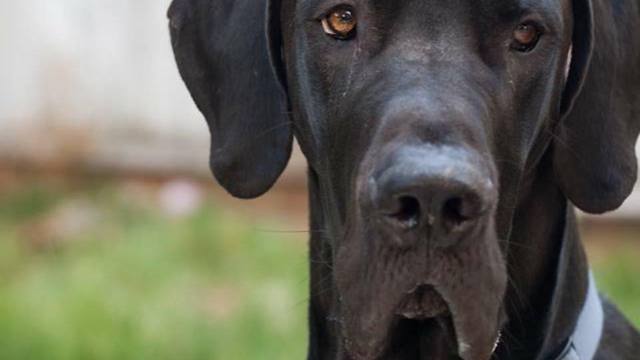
[343,318,502,360]
[396,284,450,320]
[396,286,504,360]
[341,294,504,360]
[388,315,460,359]
[394,286,502,360]
[338,277,505,359]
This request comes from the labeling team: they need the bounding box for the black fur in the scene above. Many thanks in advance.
[169,0,640,358]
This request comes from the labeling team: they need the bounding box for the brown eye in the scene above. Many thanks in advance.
[512,23,541,52]
[321,7,357,40]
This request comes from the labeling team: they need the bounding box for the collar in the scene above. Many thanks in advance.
[553,271,604,360]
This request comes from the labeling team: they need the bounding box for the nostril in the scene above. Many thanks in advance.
[387,196,421,229]
[442,195,483,228]
[442,197,467,227]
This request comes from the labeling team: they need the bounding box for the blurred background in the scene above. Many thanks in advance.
[0,1,637,359]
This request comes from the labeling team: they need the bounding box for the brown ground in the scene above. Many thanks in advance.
[1,165,639,261]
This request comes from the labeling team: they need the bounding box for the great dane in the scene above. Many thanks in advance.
[167,0,640,358]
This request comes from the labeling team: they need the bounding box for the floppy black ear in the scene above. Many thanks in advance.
[553,0,640,214]
[168,0,292,199]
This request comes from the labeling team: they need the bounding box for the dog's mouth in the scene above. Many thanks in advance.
[341,283,501,360]
[338,259,505,360]
[337,211,506,360]
[388,316,460,359]
[397,285,450,320]
[387,286,460,359]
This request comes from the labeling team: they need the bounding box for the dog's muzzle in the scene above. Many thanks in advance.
[334,145,507,359]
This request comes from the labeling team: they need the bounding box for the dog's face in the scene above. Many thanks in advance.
[280,0,571,357]
[169,0,639,358]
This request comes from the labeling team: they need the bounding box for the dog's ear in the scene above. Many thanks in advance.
[168,0,292,199]
[553,0,640,214]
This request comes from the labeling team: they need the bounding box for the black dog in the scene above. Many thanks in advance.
[168,0,640,358]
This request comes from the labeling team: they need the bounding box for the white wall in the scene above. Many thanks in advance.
[0,0,212,174]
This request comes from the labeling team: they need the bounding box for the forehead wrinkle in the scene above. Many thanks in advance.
[297,0,355,18]
[506,0,566,22]
[297,0,566,21]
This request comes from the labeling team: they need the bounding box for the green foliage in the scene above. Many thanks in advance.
[0,182,308,360]
[594,248,640,326]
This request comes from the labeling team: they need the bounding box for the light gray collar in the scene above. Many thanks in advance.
[555,271,604,360]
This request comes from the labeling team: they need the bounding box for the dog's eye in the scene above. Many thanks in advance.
[511,23,541,52]
[321,7,357,40]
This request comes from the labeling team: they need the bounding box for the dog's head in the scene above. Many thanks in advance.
[169,0,639,358]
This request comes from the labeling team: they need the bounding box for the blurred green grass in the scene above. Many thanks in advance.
[591,243,640,326]
[0,179,637,359]
[0,181,308,360]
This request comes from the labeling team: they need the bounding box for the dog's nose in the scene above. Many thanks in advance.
[371,146,495,246]
[376,174,486,229]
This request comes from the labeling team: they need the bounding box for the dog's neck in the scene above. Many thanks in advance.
[496,157,589,359]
